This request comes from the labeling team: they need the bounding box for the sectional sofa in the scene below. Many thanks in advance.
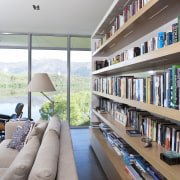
[0,115,78,180]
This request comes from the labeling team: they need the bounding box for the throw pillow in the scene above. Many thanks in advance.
[7,120,35,151]
[44,115,61,138]
[26,121,48,143]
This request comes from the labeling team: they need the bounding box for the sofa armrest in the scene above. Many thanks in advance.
[5,121,26,139]
[57,120,78,180]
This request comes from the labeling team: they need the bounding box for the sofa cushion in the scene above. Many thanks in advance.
[7,120,35,151]
[5,121,25,139]
[26,120,48,143]
[2,136,40,180]
[44,115,61,138]
[0,168,8,178]
[0,139,19,168]
[28,130,59,180]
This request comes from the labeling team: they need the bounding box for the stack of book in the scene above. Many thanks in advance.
[90,122,101,129]
[103,130,166,179]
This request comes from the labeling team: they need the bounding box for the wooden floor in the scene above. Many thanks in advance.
[70,128,107,180]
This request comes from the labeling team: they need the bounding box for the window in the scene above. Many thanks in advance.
[31,50,67,121]
[70,50,91,126]
[0,49,28,118]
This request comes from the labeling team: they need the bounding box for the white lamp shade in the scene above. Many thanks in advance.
[27,73,56,92]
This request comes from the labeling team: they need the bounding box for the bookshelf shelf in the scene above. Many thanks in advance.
[89,128,131,180]
[93,91,180,121]
[92,0,180,57]
[93,42,180,75]
[92,109,180,180]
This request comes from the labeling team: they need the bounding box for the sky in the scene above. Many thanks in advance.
[0,49,91,63]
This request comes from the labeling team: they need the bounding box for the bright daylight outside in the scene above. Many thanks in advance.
[0,49,91,126]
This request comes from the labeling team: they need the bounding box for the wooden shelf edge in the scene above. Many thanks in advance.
[91,0,119,38]
[92,109,180,180]
[92,42,180,75]
[92,91,180,121]
[89,128,131,180]
[92,0,159,57]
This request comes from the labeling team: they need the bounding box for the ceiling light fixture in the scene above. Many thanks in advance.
[32,5,40,10]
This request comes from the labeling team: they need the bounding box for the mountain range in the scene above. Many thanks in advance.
[0,59,91,77]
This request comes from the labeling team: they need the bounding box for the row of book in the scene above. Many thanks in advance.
[99,127,167,179]
[94,65,180,110]
[99,98,180,153]
[94,0,150,51]
[94,16,180,66]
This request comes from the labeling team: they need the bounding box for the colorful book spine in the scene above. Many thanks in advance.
[172,65,180,109]
[166,31,173,45]
[172,23,178,43]
[158,32,165,49]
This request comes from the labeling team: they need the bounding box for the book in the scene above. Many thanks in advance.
[172,23,178,43]
[126,130,142,136]
[166,31,173,45]
[172,65,180,109]
[91,122,101,127]
[178,15,180,42]
[95,60,103,70]
[125,165,142,180]
[158,32,165,49]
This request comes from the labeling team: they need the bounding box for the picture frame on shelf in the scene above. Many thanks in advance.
[115,111,127,127]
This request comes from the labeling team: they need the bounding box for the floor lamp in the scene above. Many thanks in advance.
[27,73,56,115]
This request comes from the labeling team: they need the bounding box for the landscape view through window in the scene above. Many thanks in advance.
[0,49,91,126]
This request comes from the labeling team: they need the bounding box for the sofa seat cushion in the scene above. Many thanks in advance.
[28,130,60,180]
[0,139,19,168]
[0,168,8,177]
[56,120,78,180]
[2,136,40,180]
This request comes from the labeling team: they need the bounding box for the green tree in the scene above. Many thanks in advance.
[39,91,90,126]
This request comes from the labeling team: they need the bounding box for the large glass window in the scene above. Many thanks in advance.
[0,49,28,118]
[0,34,91,127]
[70,51,91,126]
[31,50,67,121]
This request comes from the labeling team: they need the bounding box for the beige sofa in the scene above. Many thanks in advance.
[0,115,78,180]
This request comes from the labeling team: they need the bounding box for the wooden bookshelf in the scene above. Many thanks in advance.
[92,0,180,57]
[89,128,131,180]
[93,42,180,75]
[92,109,180,180]
[91,0,180,179]
[93,91,180,121]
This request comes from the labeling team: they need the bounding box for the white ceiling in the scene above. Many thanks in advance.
[0,0,114,35]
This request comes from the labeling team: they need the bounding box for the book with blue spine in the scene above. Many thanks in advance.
[166,31,173,45]
[158,32,165,49]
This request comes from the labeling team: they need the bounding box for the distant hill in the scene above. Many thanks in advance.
[0,59,91,77]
